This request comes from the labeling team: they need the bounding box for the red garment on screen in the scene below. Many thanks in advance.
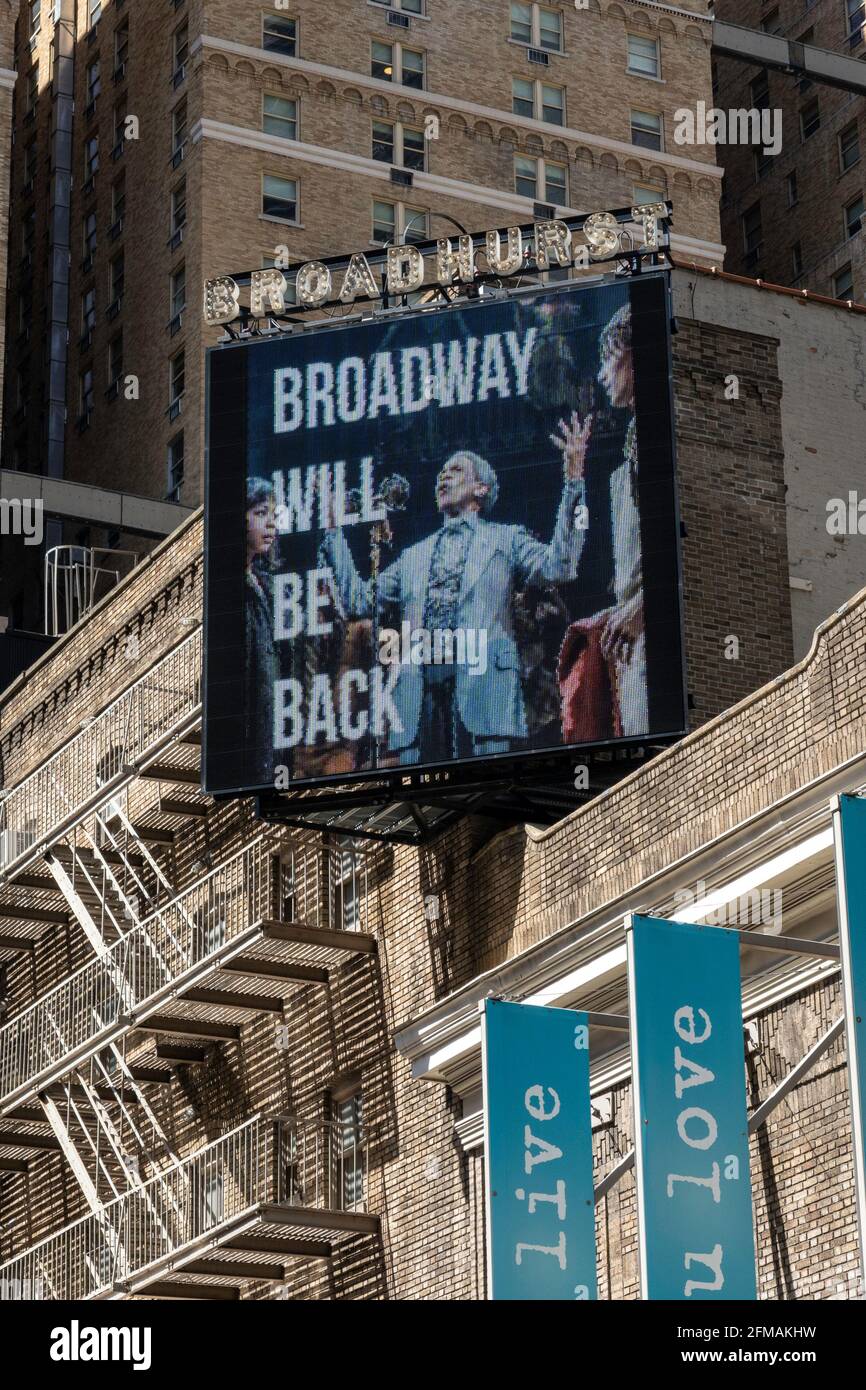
[557,617,623,744]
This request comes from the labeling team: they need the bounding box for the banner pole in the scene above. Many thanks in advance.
[832,794,866,1295]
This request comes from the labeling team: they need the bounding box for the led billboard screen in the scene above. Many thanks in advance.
[204,273,685,796]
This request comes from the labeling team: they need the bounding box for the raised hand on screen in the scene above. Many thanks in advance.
[550,410,594,483]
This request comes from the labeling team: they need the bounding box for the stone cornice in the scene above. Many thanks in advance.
[195,34,722,183]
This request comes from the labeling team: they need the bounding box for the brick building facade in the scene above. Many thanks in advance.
[2,0,722,511]
[714,0,866,302]
[0,273,863,1299]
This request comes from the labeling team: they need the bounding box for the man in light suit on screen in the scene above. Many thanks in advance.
[320,440,590,765]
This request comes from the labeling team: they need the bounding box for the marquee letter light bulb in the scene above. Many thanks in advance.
[485,227,523,276]
[340,253,381,304]
[630,202,669,253]
[386,245,425,295]
[250,268,288,317]
[296,261,333,308]
[436,236,476,287]
[534,220,573,270]
[203,276,241,326]
[583,212,621,261]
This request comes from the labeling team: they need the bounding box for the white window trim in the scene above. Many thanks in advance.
[372,116,426,170]
[514,152,568,204]
[509,2,564,53]
[262,90,299,140]
[629,108,664,152]
[626,33,662,81]
[261,172,301,225]
[371,38,425,86]
[368,0,429,16]
[372,198,429,244]
[511,76,565,125]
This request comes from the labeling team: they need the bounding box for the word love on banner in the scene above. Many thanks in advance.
[832,793,866,1268]
[481,998,596,1301]
[626,915,756,1301]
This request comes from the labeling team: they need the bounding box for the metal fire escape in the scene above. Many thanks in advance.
[0,629,379,1299]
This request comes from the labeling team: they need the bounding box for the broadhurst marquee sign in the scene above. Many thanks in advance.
[202,203,671,325]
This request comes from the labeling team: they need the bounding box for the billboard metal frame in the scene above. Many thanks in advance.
[204,260,687,837]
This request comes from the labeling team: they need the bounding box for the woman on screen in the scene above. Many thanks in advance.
[552,301,648,740]
[245,477,278,785]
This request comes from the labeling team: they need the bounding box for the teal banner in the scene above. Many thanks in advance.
[833,794,866,1272]
[481,998,597,1300]
[627,915,756,1300]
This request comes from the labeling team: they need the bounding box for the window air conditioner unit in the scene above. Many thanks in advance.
[388,11,410,26]
[527,48,550,65]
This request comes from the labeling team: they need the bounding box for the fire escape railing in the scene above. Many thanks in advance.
[0,630,202,879]
[0,836,370,1110]
[0,1114,369,1301]
[0,836,273,1108]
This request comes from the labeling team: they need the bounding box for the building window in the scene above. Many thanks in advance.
[634,184,664,206]
[167,433,185,501]
[171,263,186,320]
[372,199,428,245]
[834,263,854,298]
[800,99,820,140]
[742,202,762,255]
[80,367,94,419]
[372,119,425,170]
[113,96,127,153]
[511,77,564,124]
[371,0,423,11]
[87,0,102,29]
[173,22,189,76]
[262,13,296,56]
[23,140,38,185]
[172,99,188,158]
[83,210,97,258]
[848,0,865,42]
[171,179,187,235]
[82,286,96,335]
[114,17,129,74]
[786,169,798,206]
[84,134,99,180]
[263,93,298,140]
[28,0,41,42]
[334,1092,364,1211]
[840,123,860,172]
[514,153,567,204]
[109,250,124,305]
[845,193,864,238]
[510,3,563,52]
[750,70,769,110]
[26,63,38,118]
[108,331,123,388]
[86,58,101,105]
[262,173,298,222]
[371,40,424,87]
[111,172,125,226]
[761,7,782,33]
[21,208,36,259]
[755,147,774,179]
[630,109,662,151]
[791,242,803,278]
[627,34,660,78]
[170,349,185,410]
